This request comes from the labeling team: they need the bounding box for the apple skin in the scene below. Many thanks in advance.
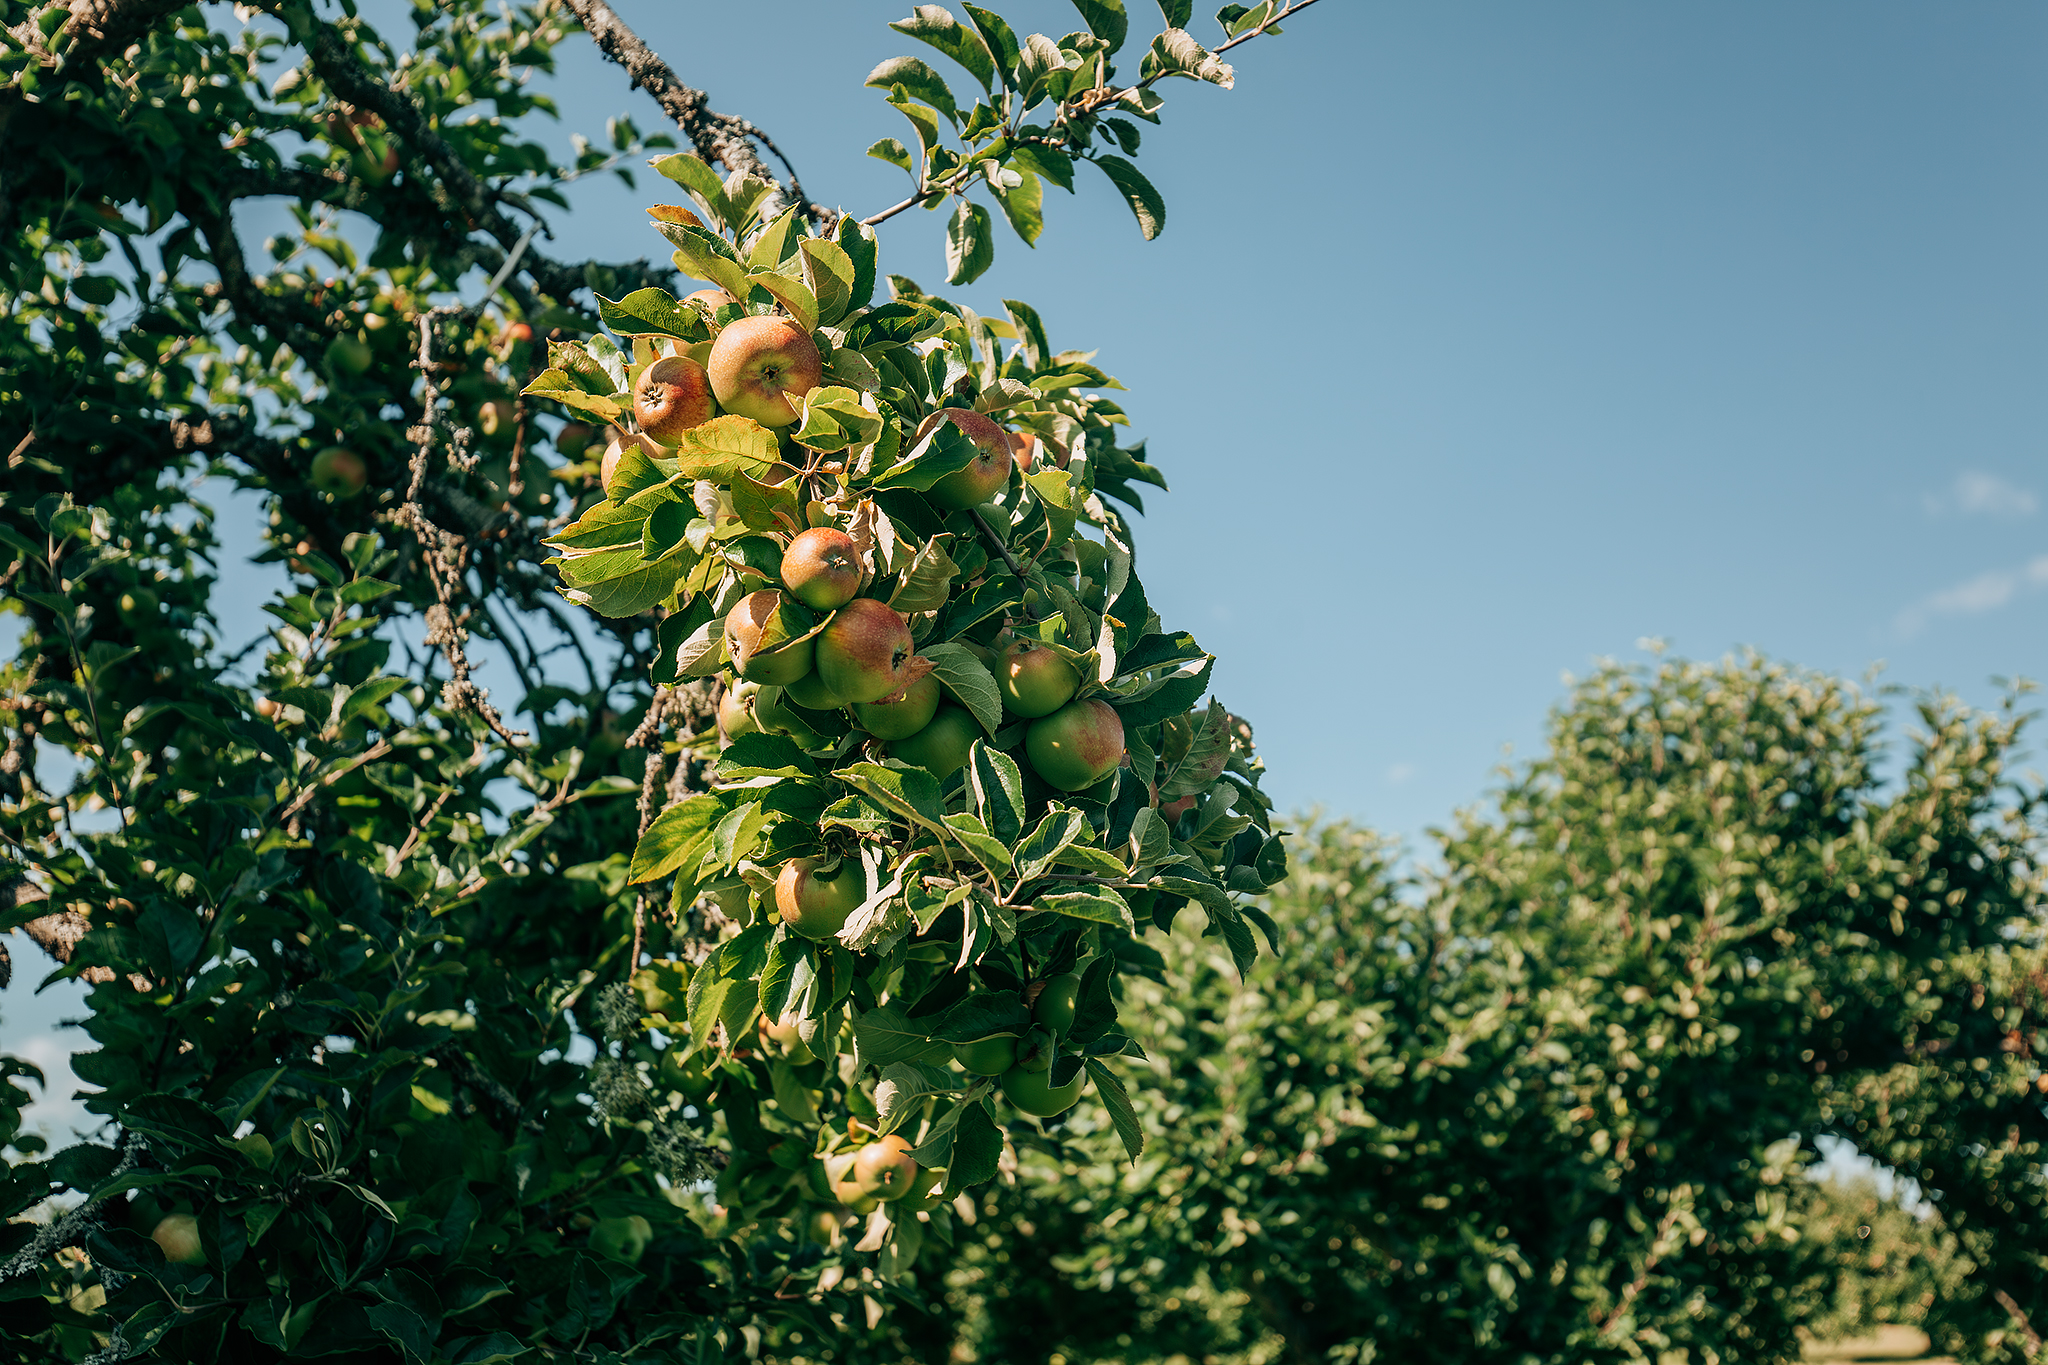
[782,669,844,710]
[309,447,367,498]
[634,354,716,442]
[997,638,1079,718]
[884,705,980,781]
[775,857,865,939]
[150,1213,206,1266]
[683,286,732,311]
[590,1214,653,1264]
[852,673,939,740]
[658,1047,717,1102]
[913,408,1014,510]
[555,421,596,457]
[1026,698,1125,792]
[1032,973,1083,1034]
[952,1032,1019,1076]
[1013,1026,1057,1073]
[757,1010,815,1063]
[852,1134,922,1202]
[724,590,816,687]
[753,687,830,747]
[717,681,761,746]
[814,598,914,704]
[781,527,862,611]
[706,315,823,426]
[1002,1064,1085,1118]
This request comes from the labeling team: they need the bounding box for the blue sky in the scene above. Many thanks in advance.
[7,2,2047,1143]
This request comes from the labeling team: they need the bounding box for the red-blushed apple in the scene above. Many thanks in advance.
[1025,698,1125,791]
[913,407,1014,509]
[781,527,862,611]
[634,354,716,442]
[685,286,733,311]
[724,589,816,686]
[814,598,913,704]
[852,1134,921,1201]
[706,315,822,426]
[884,704,979,780]
[852,672,939,739]
[309,446,367,498]
[1001,1064,1085,1118]
[775,857,864,939]
[717,681,761,747]
[997,637,1079,718]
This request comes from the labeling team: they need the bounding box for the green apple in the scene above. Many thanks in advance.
[706,315,823,426]
[952,1032,1019,1077]
[1032,973,1082,1034]
[150,1213,205,1266]
[1002,1064,1085,1118]
[590,1214,653,1264]
[997,638,1079,718]
[309,446,367,498]
[815,598,914,704]
[724,589,816,686]
[1013,1025,1057,1073]
[884,705,979,781]
[1026,698,1125,792]
[658,1047,717,1102]
[914,407,1015,510]
[782,668,844,711]
[782,527,863,611]
[852,1134,921,1201]
[852,673,940,739]
[752,687,830,748]
[325,334,373,374]
[634,354,716,442]
[757,1010,815,1063]
[775,857,864,939]
[717,681,761,745]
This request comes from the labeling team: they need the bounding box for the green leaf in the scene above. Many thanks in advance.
[967,740,1027,843]
[941,811,1014,879]
[630,793,726,883]
[945,197,996,285]
[1070,0,1131,51]
[921,642,1002,736]
[521,369,624,423]
[1002,299,1051,369]
[837,215,880,313]
[869,137,916,176]
[1015,808,1089,882]
[866,55,960,121]
[714,732,818,781]
[658,219,753,300]
[597,287,701,338]
[748,206,802,268]
[991,168,1043,246]
[1091,155,1165,240]
[1157,0,1193,24]
[1141,27,1235,86]
[1085,1058,1144,1160]
[962,4,1022,89]
[853,1004,934,1067]
[837,762,950,838]
[933,989,1030,1042]
[651,151,732,226]
[1038,888,1136,932]
[799,238,858,326]
[890,4,998,88]
[746,268,818,334]
[948,1101,1005,1187]
[1011,141,1076,191]
[670,415,781,482]
[888,94,946,159]
[887,535,961,613]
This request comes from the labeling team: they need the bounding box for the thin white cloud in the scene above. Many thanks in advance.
[1923,471,2037,519]
[1386,762,1416,785]
[1895,554,2048,636]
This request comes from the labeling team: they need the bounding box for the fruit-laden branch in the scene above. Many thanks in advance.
[556,0,825,225]
[860,0,1325,230]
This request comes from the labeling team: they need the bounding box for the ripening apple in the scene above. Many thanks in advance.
[724,589,816,687]
[1026,698,1125,791]
[783,669,844,710]
[684,286,733,311]
[706,315,822,426]
[997,638,1079,718]
[1002,1064,1085,1118]
[1032,973,1083,1034]
[757,1010,815,1063]
[775,857,865,939]
[150,1213,205,1266]
[717,680,761,745]
[913,408,1014,510]
[814,598,914,704]
[309,446,367,498]
[753,687,830,748]
[885,704,979,781]
[952,1032,1019,1076]
[634,354,716,442]
[852,673,939,740]
[658,1046,717,1102]
[555,421,596,458]
[781,527,862,611]
[852,1134,921,1201]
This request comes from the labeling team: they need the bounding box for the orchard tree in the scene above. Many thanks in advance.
[0,0,1315,1359]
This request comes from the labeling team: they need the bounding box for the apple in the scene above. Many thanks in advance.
[781,527,862,611]
[1002,1064,1085,1118]
[555,421,596,457]
[706,315,822,426]
[885,705,979,781]
[1026,698,1125,792]
[997,638,1079,718]
[634,354,716,442]
[835,1179,880,1216]
[852,1134,921,1201]
[783,669,844,710]
[309,446,367,498]
[477,399,515,441]
[658,1047,717,1102]
[814,598,914,704]
[753,687,830,748]
[1013,1025,1056,1073]
[724,589,816,687]
[851,673,939,740]
[685,286,733,311]
[757,1010,815,1063]
[502,321,534,346]
[717,681,761,745]
[952,1032,1019,1077]
[325,335,373,374]
[1032,973,1082,1034]
[775,857,865,939]
[150,1213,205,1266]
[913,408,1014,510]
[589,1214,653,1264]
